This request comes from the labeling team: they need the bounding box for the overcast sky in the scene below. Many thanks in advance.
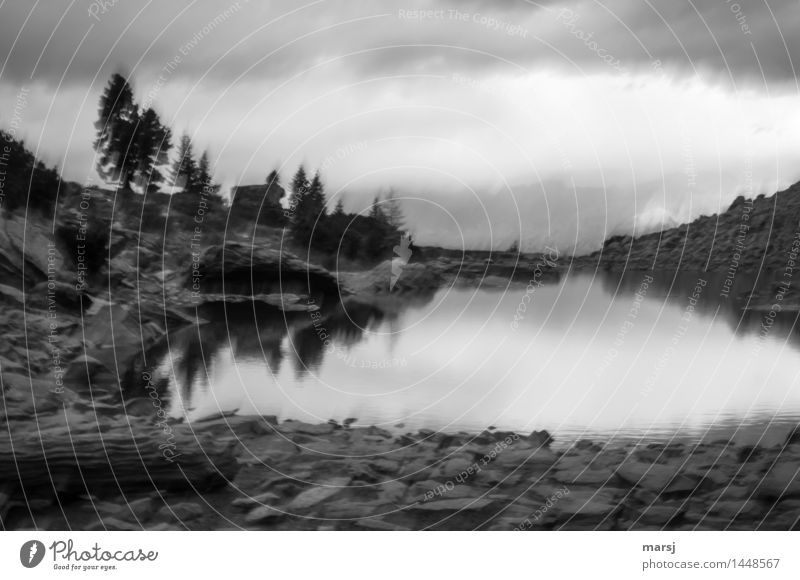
[1,0,800,252]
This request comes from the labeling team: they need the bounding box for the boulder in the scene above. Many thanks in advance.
[528,430,554,448]
[30,280,89,311]
[0,215,64,286]
[286,476,351,510]
[196,242,341,297]
[410,497,494,511]
[157,502,205,521]
[0,372,66,417]
[616,459,700,495]
[754,463,800,499]
[245,505,283,524]
[0,283,25,306]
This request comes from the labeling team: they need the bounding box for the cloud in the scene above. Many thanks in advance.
[2,1,800,251]
[2,0,799,88]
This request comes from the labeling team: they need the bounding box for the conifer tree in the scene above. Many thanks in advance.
[172,133,199,192]
[93,73,139,188]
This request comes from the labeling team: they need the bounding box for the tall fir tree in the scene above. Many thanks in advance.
[196,149,218,194]
[386,188,405,231]
[306,171,327,218]
[369,195,385,223]
[134,107,172,193]
[172,133,199,192]
[93,73,139,188]
[288,165,310,224]
[291,170,327,247]
[266,169,280,189]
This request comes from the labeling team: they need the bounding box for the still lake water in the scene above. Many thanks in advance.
[141,270,800,445]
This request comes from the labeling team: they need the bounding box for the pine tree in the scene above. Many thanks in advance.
[1,129,61,214]
[306,171,327,218]
[291,170,327,246]
[369,195,385,223]
[93,73,138,188]
[288,165,309,224]
[332,199,345,217]
[386,188,405,231]
[134,107,172,193]
[197,150,218,194]
[172,133,198,192]
[266,169,280,189]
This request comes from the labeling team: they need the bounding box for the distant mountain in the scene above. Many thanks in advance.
[574,181,800,274]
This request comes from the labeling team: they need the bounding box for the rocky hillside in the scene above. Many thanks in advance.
[574,180,800,275]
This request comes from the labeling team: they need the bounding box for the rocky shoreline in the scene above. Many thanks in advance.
[2,183,800,531]
[3,405,799,530]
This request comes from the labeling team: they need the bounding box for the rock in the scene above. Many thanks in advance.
[117,497,157,521]
[711,483,751,501]
[408,480,444,499]
[545,489,620,522]
[31,281,89,312]
[123,397,156,417]
[63,353,114,383]
[433,456,475,479]
[241,438,297,464]
[231,491,282,510]
[0,371,64,416]
[196,242,341,297]
[684,466,729,487]
[249,415,279,435]
[786,427,800,446]
[0,215,64,285]
[475,468,523,487]
[736,446,764,463]
[158,502,205,521]
[0,283,25,306]
[198,292,319,312]
[245,505,283,524]
[616,460,699,495]
[356,518,410,531]
[710,500,764,520]
[495,446,558,467]
[410,497,494,511]
[528,430,553,448]
[397,458,438,482]
[435,434,464,450]
[556,463,616,486]
[635,503,686,526]
[754,463,800,499]
[146,522,180,531]
[286,477,351,510]
[371,458,400,475]
[88,517,141,531]
[574,439,603,452]
[280,421,335,436]
[377,480,407,503]
[0,485,13,520]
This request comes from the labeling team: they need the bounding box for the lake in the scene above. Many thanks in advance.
[136,269,800,446]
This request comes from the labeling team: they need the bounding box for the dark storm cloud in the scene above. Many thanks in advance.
[1,0,799,91]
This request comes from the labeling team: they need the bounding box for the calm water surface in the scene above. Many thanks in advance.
[137,270,800,445]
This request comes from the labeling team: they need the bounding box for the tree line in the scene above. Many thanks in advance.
[284,164,409,260]
[93,73,219,196]
[1,72,411,264]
